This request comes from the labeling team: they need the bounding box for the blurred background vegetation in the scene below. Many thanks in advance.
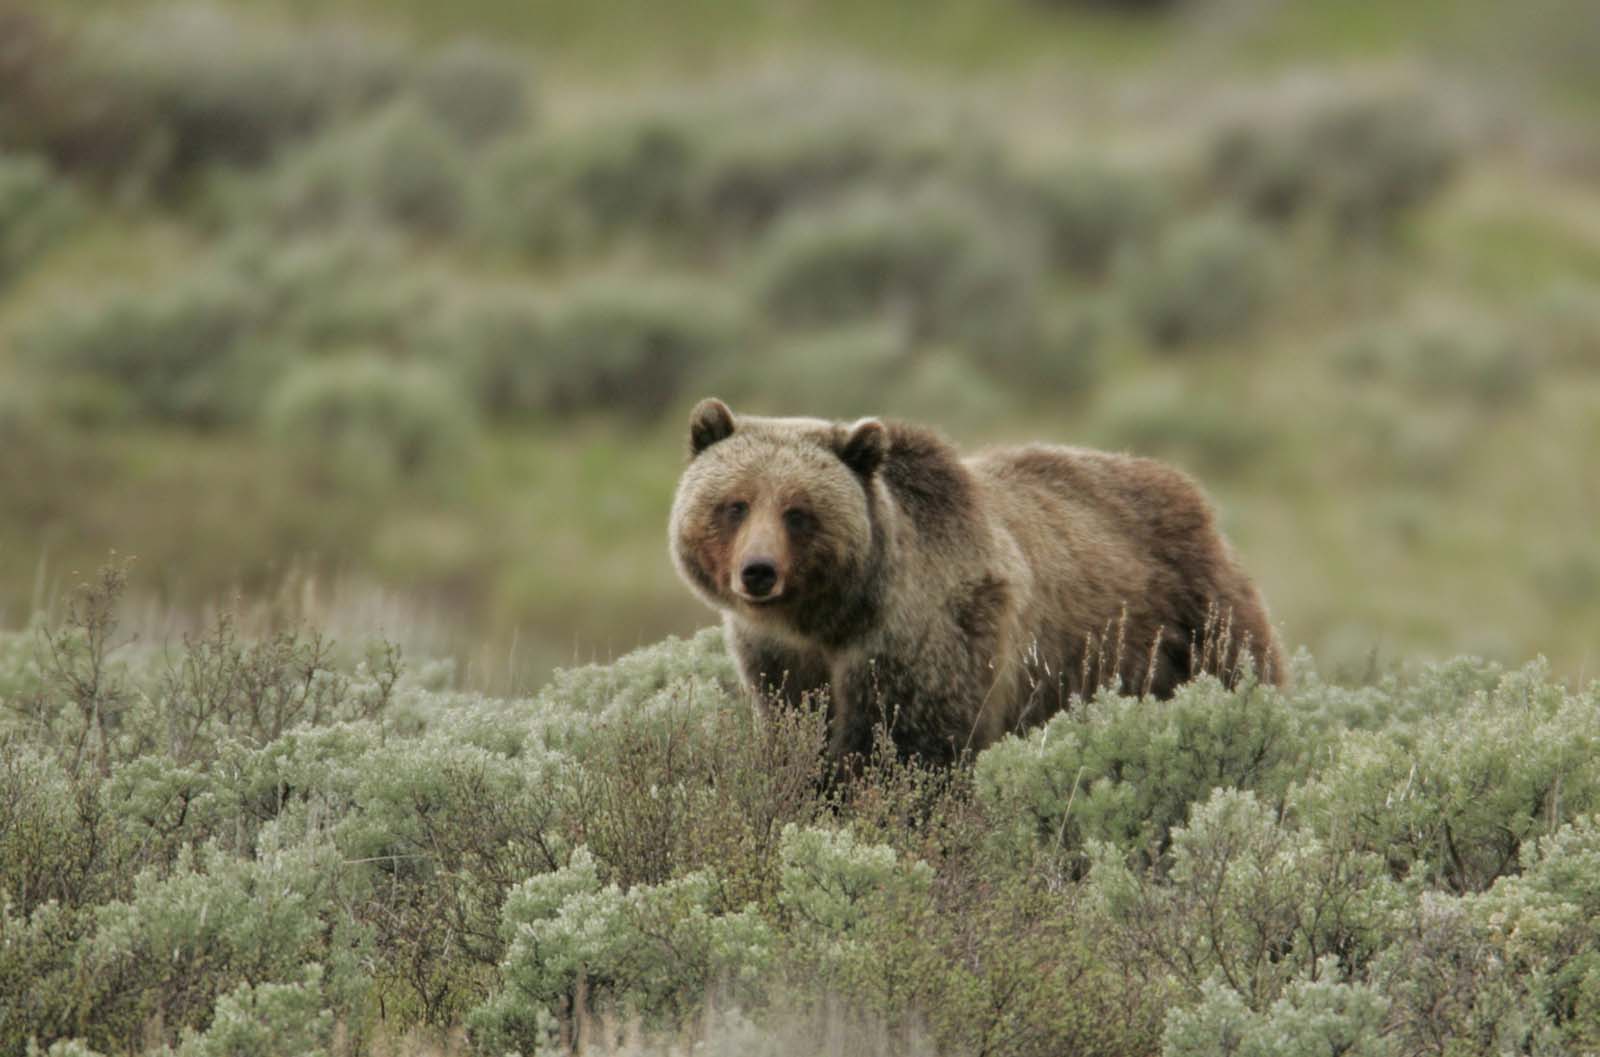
[2,0,1597,689]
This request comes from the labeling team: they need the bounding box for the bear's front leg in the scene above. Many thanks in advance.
[725,618,831,710]
[830,646,986,768]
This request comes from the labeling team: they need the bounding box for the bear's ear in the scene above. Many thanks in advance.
[689,397,736,456]
[837,418,888,478]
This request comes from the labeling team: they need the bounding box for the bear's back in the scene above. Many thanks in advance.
[969,445,1215,569]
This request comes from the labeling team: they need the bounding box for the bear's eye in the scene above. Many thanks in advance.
[783,508,814,534]
[724,501,749,524]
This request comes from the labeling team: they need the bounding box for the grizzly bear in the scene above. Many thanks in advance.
[669,398,1284,766]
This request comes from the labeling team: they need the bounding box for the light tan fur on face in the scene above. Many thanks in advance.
[670,421,873,624]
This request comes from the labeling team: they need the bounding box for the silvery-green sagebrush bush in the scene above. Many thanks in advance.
[5,563,1600,1056]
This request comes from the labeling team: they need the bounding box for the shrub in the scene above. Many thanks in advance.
[477,78,983,256]
[891,349,1016,429]
[1104,389,1277,476]
[1088,790,1401,1011]
[1469,816,1600,1051]
[753,188,1042,362]
[481,115,700,257]
[247,102,469,237]
[1124,212,1275,348]
[413,39,533,146]
[471,849,774,1052]
[0,747,120,918]
[1525,282,1600,368]
[1330,314,1536,408]
[1163,970,1394,1057]
[420,286,547,419]
[22,270,275,427]
[263,355,481,489]
[681,85,985,247]
[226,230,445,353]
[173,967,336,1057]
[1021,157,1166,277]
[1,6,410,193]
[1294,660,1600,894]
[537,278,746,420]
[1210,89,1459,238]
[73,837,359,1052]
[977,677,1306,870]
[0,153,79,288]
[0,6,156,189]
[1373,893,1565,1056]
[711,325,909,420]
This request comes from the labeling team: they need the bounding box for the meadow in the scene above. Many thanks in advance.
[1,0,1597,686]
[2,0,1600,1052]
[4,564,1600,1056]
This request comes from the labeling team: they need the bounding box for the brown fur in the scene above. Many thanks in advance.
[670,398,1285,767]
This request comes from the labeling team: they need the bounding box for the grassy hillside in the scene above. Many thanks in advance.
[4,570,1600,1055]
[3,0,1599,690]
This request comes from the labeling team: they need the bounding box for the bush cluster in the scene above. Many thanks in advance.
[5,565,1600,1056]
[0,152,79,289]
[21,9,1488,450]
[1210,88,1460,239]
[1123,212,1275,349]
[0,5,531,198]
[481,81,981,259]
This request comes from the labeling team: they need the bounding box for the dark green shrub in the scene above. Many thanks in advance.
[682,85,984,246]
[1211,89,1459,238]
[22,270,275,427]
[413,39,533,146]
[2,901,93,1057]
[1,5,409,193]
[247,102,469,237]
[537,278,746,420]
[421,287,547,419]
[0,747,121,917]
[0,6,159,190]
[263,355,481,489]
[1124,212,1275,348]
[0,153,79,288]
[227,230,444,353]
[1022,157,1166,277]
[481,115,700,257]
[478,79,983,257]
[753,188,1042,361]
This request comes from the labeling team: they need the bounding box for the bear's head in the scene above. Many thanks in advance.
[669,397,887,636]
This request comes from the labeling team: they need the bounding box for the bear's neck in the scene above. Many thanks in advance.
[786,480,893,650]
[787,425,979,651]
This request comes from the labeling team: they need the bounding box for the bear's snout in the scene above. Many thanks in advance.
[739,559,781,599]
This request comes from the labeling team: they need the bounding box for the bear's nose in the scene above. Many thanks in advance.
[740,560,779,598]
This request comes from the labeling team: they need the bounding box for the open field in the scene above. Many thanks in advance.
[4,567,1600,1055]
[3,3,1600,1048]
[4,0,1600,688]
